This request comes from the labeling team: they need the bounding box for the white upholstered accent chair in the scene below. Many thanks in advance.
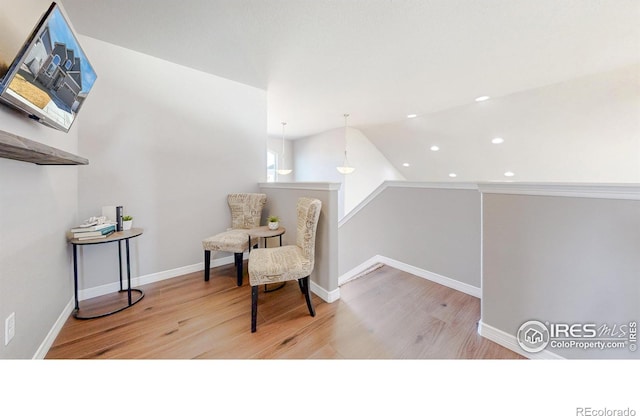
[248,197,321,332]
[202,193,266,286]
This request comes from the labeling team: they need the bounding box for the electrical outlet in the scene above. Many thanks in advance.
[5,312,15,346]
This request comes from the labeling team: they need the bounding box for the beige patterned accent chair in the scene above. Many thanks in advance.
[248,197,322,332]
[202,193,267,286]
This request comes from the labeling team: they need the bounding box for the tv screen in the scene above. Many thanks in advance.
[0,2,97,132]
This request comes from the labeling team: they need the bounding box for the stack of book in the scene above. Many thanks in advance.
[70,222,116,240]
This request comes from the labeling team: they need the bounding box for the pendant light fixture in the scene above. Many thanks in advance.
[336,113,355,174]
[276,121,292,175]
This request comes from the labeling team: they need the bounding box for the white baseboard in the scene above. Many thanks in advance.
[338,255,386,286]
[340,255,481,299]
[478,320,564,360]
[310,280,340,303]
[78,255,236,301]
[33,299,75,359]
[378,256,482,298]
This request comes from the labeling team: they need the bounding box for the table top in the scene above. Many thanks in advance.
[248,226,286,238]
[67,228,144,245]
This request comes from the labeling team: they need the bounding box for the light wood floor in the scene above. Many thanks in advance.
[45,263,524,359]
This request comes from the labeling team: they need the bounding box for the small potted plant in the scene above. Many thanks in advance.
[122,215,133,230]
[267,215,279,230]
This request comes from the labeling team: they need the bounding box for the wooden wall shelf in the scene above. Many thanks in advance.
[0,129,88,165]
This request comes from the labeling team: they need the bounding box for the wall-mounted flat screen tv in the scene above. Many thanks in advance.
[0,2,97,133]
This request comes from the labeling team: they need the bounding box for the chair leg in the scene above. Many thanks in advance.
[302,276,315,317]
[251,285,259,333]
[298,279,304,293]
[204,250,211,282]
[234,252,244,286]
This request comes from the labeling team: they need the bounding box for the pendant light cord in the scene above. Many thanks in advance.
[281,122,286,157]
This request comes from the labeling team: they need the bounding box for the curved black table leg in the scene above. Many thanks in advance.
[70,229,145,320]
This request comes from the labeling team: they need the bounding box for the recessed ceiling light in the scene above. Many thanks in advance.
[475,96,490,102]
[492,137,504,144]
[402,163,410,167]
[430,145,440,151]
[407,114,417,119]
[504,171,515,177]
[449,173,457,178]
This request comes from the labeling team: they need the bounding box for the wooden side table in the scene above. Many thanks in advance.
[67,228,144,319]
[247,226,287,292]
[248,225,286,249]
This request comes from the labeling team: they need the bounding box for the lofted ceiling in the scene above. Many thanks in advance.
[59,0,640,141]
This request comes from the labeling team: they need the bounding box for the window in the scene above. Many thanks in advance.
[65,59,72,70]
[46,54,61,75]
[266,150,277,182]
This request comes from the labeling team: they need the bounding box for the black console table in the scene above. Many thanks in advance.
[67,228,144,319]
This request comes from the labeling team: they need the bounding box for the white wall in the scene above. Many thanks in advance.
[344,128,406,214]
[0,0,81,359]
[293,128,343,179]
[480,184,640,359]
[75,37,267,292]
[293,127,404,218]
[266,135,293,182]
[338,183,481,293]
[0,114,79,359]
[0,0,80,362]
